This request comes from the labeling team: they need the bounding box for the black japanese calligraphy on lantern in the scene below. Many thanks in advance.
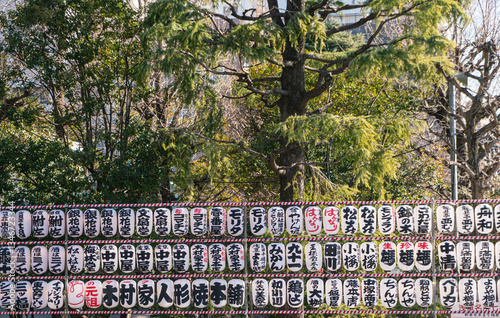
[476,241,494,271]
[380,278,397,309]
[210,279,228,308]
[15,281,31,310]
[324,242,342,271]
[250,207,267,236]
[250,243,267,272]
[118,208,135,237]
[475,204,494,234]
[192,279,209,308]
[15,246,30,275]
[0,281,14,310]
[379,241,396,271]
[360,242,378,271]
[48,245,65,274]
[439,278,457,308]
[342,242,359,271]
[457,241,475,271]
[172,244,190,273]
[119,244,136,273]
[397,241,415,271]
[119,280,137,309]
[341,205,358,235]
[47,280,64,310]
[136,244,154,273]
[414,205,431,235]
[157,279,174,308]
[84,244,100,273]
[305,242,322,272]
[268,242,285,272]
[138,279,155,308]
[378,206,395,235]
[190,244,208,273]
[101,244,118,273]
[209,207,226,236]
[67,209,83,238]
[325,278,342,308]
[32,210,48,238]
[225,243,243,272]
[31,280,48,309]
[48,210,65,238]
[252,278,268,308]
[287,279,304,308]
[459,278,476,309]
[15,210,31,240]
[268,207,285,236]
[101,208,117,237]
[269,278,285,308]
[457,205,475,234]
[437,204,455,234]
[190,208,208,236]
[154,208,171,236]
[307,278,324,308]
[155,244,172,273]
[84,208,100,238]
[208,243,226,272]
[286,206,303,235]
[398,278,415,308]
[0,247,12,275]
[31,245,47,275]
[438,241,457,271]
[396,205,414,235]
[136,208,153,237]
[286,242,303,272]
[361,278,378,308]
[343,278,361,309]
[67,245,83,274]
[228,279,245,308]
[102,280,120,308]
[359,205,376,235]
[478,278,496,309]
[227,207,244,236]
[172,208,189,236]
[415,241,432,271]
[416,278,433,308]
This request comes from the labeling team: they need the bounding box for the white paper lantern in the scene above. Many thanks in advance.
[0,281,14,310]
[414,205,432,235]
[84,208,100,238]
[85,280,102,308]
[286,242,303,272]
[136,244,154,273]
[84,244,101,273]
[458,278,476,309]
[119,244,136,273]
[31,245,47,275]
[118,208,135,237]
[154,208,171,236]
[48,209,65,238]
[415,241,433,271]
[324,242,342,271]
[31,280,48,310]
[380,278,398,308]
[396,205,414,235]
[15,210,31,239]
[361,278,378,308]
[398,278,415,308]
[136,208,153,237]
[269,278,286,308]
[325,278,342,308]
[343,278,361,308]
[101,244,118,273]
[440,278,458,308]
[268,207,285,236]
[438,241,457,271]
[287,278,304,308]
[342,242,359,271]
[157,279,174,308]
[0,247,13,275]
[137,279,155,308]
[192,279,209,308]
[100,208,117,237]
[14,246,30,275]
[456,205,475,234]
[437,204,455,234]
[190,244,208,273]
[250,243,267,272]
[323,206,340,235]
[250,207,267,236]
[227,243,245,272]
[475,204,494,234]
[119,280,137,309]
[172,243,190,273]
[48,245,65,274]
[457,241,475,271]
[305,242,322,272]
[67,245,84,274]
[208,243,226,272]
[286,206,303,235]
[67,280,85,309]
[252,278,268,308]
[32,210,48,238]
[379,241,396,271]
[102,280,120,309]
[227,207,245,236]
[190,207,208,236]
[155,244,172,273]
[67,209,83,238]
[209,207,226,236]
[307,278,324,308]
[0,210,14,240]
[228,279,246,308]
[360,242,378,271]
[397,241,415,271]
[15,281,31,310]
[415,278,433,307]
[476,241,494,271]
[341,205,358,235]
[172,207,189,236]
[173,279,191,308]
[268,242,285,272]
[359,205,377,235]
[211,278,228,308]
[47,280,64,310]
[305,206,322,235]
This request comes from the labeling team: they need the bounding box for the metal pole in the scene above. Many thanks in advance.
[64,205,69,318]
[449,81,458,201]
[243,204,249,318]
[431,199,437,318]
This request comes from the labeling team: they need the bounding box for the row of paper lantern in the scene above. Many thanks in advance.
[1,277,497,311]
[3,203,499,240]
[3,240,499,276]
